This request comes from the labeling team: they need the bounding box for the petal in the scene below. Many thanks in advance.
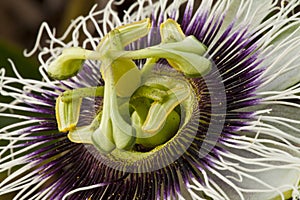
[258,23,300,91]
[260,104,300,142]
[253,86,300,144]
[216,0,275,39]
[208,143,300,200]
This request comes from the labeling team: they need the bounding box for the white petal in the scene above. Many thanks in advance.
[254,0,300,91]
[245,169,299,200]
[260,104,300,141]
[235,166,300,200]
[216,0,275,38]
[210,145,300,200]
[254,86,300,142]
[258,25,300,91]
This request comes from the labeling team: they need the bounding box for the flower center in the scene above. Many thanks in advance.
[51,18,211,154]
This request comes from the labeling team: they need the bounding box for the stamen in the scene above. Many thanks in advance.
[68,113,101,144]
[55,96,82,132]
[47,47,94,80]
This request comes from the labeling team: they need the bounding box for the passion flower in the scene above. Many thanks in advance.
[1,0,300,199]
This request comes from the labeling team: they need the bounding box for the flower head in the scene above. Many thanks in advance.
[1,0,300,199]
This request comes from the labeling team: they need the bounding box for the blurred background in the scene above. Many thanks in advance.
[0,0,136,78]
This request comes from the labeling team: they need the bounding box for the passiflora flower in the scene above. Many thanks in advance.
[1,0,300,199]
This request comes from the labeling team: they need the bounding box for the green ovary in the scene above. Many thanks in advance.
[134,110,181,148]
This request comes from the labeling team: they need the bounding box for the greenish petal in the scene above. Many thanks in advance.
[216,0,274,39]
[259,23,300,91]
